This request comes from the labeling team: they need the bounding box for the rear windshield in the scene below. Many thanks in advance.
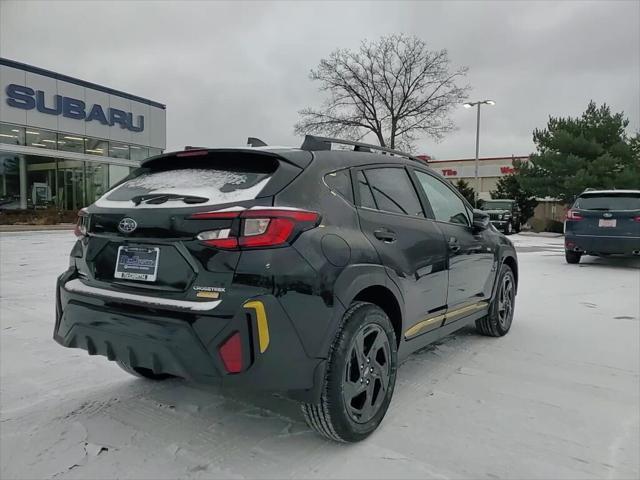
[95,162,274,209]
[575,193,640,211]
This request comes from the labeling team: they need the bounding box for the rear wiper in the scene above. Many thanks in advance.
[131,194,208,206]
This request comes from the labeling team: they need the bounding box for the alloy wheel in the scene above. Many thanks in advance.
[342,323,391,424]
[498,274,514,328]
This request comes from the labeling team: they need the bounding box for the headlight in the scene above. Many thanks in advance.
[504,213,511,218]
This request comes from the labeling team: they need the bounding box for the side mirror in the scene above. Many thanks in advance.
[472,209,490,231]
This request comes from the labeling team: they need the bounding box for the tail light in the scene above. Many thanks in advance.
[74,209,88,237]
[634,216,640,223]
[565,210,583,221]
[219,331,243,373]
[190,208,320,249]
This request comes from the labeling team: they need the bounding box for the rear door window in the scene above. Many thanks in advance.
[96,167,272,209]
[362,167,424,217]
[356,171,377,209]
[575,193,640,211]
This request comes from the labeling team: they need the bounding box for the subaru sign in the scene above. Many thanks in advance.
[5,84,144,132]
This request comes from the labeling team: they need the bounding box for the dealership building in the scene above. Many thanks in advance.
[427,155,529,200]
[0,58,166,212]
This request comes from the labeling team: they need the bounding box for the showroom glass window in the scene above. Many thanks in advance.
[129,145,150,161]
[85,137,108,157]
[363,167,424,217]
[26,156,57,208]
[56,160,85,210]
[109,143,130,159]
[0,154,22,207]
[85,162,109,204]
[26,128,56,149]
[0,123,25,146]
[414,170,470,225]
[57,134,84,154]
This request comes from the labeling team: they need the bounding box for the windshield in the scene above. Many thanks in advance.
[95,167,271,208]
[574,193,640,211]
[481,201,513,210]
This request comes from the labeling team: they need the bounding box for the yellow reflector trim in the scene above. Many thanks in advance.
[244,300,270,353]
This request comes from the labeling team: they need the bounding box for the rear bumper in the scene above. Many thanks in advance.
[54,272,326,401]
[565,234,640,255]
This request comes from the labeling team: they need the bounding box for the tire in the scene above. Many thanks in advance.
[476,264,516,337]
[301,302,398,442]
[565,251,581,264]
[116,360,175,381]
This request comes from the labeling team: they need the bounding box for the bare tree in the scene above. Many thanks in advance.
[295,34,469,151]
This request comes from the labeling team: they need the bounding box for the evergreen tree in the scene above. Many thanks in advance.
[490,174,538,222]
[453,179,475,205]
[516,101,640,203]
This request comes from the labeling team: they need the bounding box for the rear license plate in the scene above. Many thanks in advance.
[598,219,617,228]
[114,246,160,282]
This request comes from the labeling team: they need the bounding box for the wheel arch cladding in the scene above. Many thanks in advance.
[352,285,402,347]
[503,255,518,291]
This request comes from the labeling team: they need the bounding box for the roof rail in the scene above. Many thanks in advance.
[300,135,425,164]
[247,137,268,147]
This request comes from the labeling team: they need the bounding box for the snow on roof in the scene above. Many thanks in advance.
[581,189,640,195]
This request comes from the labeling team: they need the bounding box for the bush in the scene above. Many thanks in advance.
[0,208,78,225]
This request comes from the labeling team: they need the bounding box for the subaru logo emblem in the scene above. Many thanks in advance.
[603,213,613,218]
[118,217,137,234]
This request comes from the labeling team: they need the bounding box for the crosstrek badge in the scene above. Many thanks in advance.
[193,285,225,299]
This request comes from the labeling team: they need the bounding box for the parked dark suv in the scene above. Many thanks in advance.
[564,189,640,264]
[55,136,518,442]
[480,199,521,234]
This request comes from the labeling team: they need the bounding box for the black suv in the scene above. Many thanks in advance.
[55,136,518,442]
[564,189,640,264]
[480,199,521,234]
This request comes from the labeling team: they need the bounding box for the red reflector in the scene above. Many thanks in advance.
[202,237,239,249]
[566,210,583,220]
[219,332,243,373]
[176,150,208,157]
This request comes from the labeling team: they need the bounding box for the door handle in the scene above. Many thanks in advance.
[374,229,397,243]
[448,237,461,253]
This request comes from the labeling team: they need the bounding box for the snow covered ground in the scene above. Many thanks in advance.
[1,232,638,479]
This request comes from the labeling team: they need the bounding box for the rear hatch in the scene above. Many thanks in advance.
[76,149,306,305]
[567,191,640,237]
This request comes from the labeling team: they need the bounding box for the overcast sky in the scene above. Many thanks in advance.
[1,0,638,159]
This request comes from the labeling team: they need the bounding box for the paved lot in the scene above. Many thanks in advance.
[1,232,638,479]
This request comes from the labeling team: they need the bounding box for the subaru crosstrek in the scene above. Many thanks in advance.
[55,136,519,442]
[564,189,640,264]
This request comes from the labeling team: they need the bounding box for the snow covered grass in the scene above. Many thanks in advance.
[1,232,638,479]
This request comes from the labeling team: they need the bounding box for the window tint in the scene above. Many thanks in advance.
[324,169,353,203]
[356,171,377,209]
[414,171,470,225]
[575,193,640,210]
[364,168,424,217]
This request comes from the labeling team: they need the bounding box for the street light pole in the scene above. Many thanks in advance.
[464,99,495,207]
[474,103,481,207]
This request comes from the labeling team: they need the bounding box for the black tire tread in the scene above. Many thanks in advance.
[301,301,393,442]
[476,264,514,337]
